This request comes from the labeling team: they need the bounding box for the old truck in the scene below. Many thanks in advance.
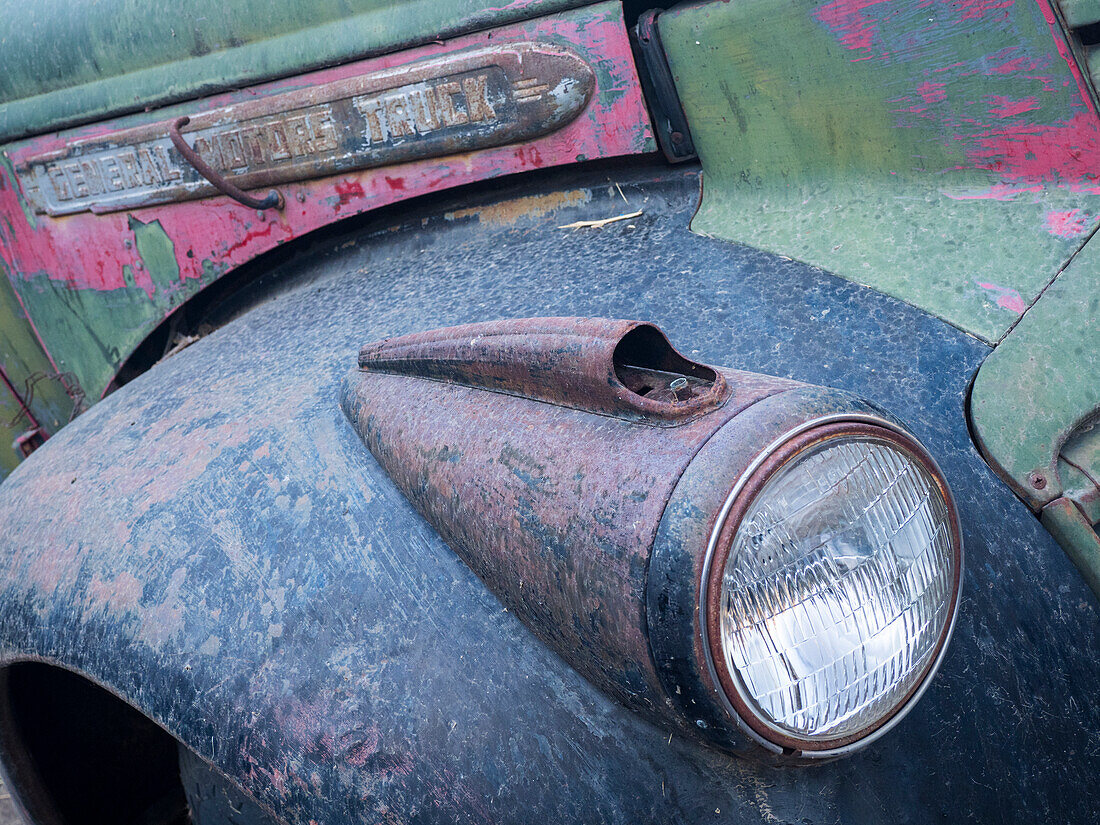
[0,0,1097,822]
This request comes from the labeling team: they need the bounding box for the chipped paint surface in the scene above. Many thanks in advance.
[0,167,1096,822]
[444,188,590,225]
[660,0,1100,341]
[343,318,797,726]
[0,2,654,414]
[972,231,1100,508]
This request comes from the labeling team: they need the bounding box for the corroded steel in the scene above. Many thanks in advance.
[0,167,1096,820]
[168,117,284,212]
[343,316,961,759]
[357,317,728,423]
[17,43,595,216]
[344,318,799,720]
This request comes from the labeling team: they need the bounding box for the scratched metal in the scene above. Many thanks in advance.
[16,44,596,216]
[345,317,798,720]
[0,165,1096,823]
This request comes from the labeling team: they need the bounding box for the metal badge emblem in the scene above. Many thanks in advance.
[16,43,596,216]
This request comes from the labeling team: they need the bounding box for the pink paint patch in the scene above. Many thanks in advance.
[814,0,892,53]
[978,282,1028,314]
[986,95,1040,118]
[1043,208,1094,238]
[955,0,1014,20]
[916,81,947,104]
[957,112,1100,193]
[0,4,654,371]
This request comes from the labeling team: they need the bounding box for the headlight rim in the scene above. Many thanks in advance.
[699,414,964,756]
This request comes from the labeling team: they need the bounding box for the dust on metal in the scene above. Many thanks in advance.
[16,43,596,216]
[345,317,797,718]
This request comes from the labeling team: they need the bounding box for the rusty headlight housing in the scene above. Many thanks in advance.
[346,319,964,761]
[702,420,962,752]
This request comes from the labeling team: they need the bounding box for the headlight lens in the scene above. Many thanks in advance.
[710,425,961,750]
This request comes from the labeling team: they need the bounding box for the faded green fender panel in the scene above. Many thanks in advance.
[0,0,582,142]
[659,0,1100,342]
[0,267,76,475]
[971,233,1100,506]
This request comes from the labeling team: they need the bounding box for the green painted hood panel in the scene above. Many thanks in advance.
[0,0,580,142]
[658,0,1100,343]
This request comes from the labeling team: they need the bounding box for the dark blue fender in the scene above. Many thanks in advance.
[0,162,1097,824]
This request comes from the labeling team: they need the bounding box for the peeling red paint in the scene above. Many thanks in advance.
[335,180,366,207]
[1043,208,1094,237]
[0,6,654,394]
[955,0,1014,21]
[813,0,892,54]
[986,95,1041,118]
[917,81,947,104]
[978,281,1027,313]
[959,111,1100,193]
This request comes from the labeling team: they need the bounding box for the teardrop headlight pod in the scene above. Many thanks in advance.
[702,417,963,754]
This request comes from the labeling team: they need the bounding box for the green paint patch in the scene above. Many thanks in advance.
[659,0,1100,342]
[129,215,181,296]
[0,263,76,476]
[0,151,36,229]
[971,235,1100,506]
[10,220,214,405]
[12,271,162,402]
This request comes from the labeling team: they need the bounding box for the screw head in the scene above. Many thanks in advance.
[1028,471,1047,490]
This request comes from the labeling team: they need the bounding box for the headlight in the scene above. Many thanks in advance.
[704,420,962,753]
[349,318,964,760]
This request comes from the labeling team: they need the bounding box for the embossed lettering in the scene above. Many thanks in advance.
[436,81,468,127]
[463,75,496,123]
[46,165,71,201]
[63,162,89,198]
[383,97,417,138]
[80,160,105,195]
[117,150,142,189]
[102,157,124,192]
[18,44,590,215]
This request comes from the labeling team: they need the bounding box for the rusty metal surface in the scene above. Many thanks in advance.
[16,43,595,216]
[345,319,964,758]
[168,117,284,212]
[345,317,797,719]
[357,317,730,423]
[0,164,1096,822]
[0,3,655,419]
